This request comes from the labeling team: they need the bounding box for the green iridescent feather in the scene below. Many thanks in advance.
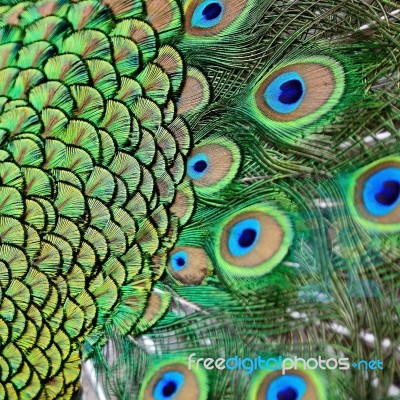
[0,0,399,399]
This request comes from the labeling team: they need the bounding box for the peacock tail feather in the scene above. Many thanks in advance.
[0,0,399,399]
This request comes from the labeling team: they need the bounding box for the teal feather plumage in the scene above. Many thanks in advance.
[0,0,399,399]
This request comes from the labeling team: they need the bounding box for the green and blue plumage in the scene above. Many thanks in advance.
[0,0,399,399]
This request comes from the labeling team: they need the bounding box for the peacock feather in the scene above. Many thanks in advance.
[0,0,399,399]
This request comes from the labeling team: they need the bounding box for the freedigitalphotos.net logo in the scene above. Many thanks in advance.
[188,354,384,375]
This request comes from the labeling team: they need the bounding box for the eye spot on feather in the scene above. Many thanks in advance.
[170,250,188,272]
[263,72,305,114]
[215,205,293,281]
[191,0,224,28]
[221,210,287,269]
[168,247,211,285]
[266,376,305,400]
[154,371,184,399]
[140,361,208,400]
[186,138,241,193]
[184,0,248,36]
[187,153,209,180]
[255,58,344,125]
[248,369,326,400]
[350,157,400,231]
[228,218,261,257]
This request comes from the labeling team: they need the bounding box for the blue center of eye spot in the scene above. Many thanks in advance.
[228,218,261,257]
[375,180,400,206]
[264,71,306,114]
[187,153,209,180]
[277,387,298,400]
[154,371,184,400]
[238,228,257,248]
[362,167,400,217]
[191,0,225,28]
[171,251,188,272]
[266,376,307,400]
[176,257,185,267]
[203,2,223,20]
[278,80,304,105]
[162,381,177,397]
[194,160,208,173]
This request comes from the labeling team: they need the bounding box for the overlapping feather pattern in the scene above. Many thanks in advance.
[0,0,399,399]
